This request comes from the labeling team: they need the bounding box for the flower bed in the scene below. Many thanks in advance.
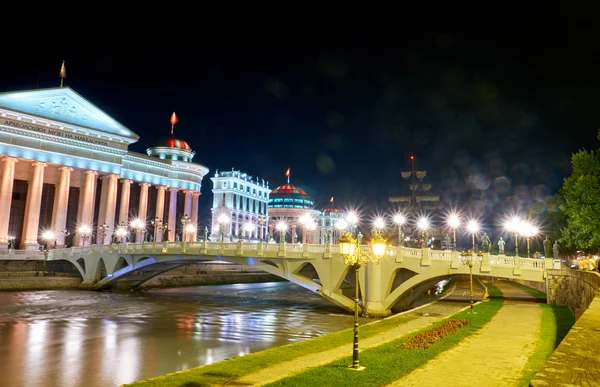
[398,318,471,349]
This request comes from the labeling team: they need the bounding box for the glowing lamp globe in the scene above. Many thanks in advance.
[371,233,387,258]
[338,232,356,256]
[42,230,55,241]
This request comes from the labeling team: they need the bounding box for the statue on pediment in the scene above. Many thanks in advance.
[35,102,46,114]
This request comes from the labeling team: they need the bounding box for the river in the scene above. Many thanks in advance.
[0,281,379,387]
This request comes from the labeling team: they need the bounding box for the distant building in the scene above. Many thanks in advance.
[210,169,270,241]
[267,182,320,243]
[317,202,346,244]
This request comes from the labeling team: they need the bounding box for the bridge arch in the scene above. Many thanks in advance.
[113,256,130,273]
[94,258,108,283]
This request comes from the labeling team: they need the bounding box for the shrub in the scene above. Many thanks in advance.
[398,318,470,349]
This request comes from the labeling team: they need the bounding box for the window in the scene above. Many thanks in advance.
[222,182,227,188]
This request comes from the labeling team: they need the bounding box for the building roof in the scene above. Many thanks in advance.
[322,207,344,213]
[154,136,192,151]
[270,184,307,196]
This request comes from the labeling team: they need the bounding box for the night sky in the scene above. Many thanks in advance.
[2,10,599,231]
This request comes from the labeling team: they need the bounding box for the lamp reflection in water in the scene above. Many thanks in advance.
[338,230,386,370]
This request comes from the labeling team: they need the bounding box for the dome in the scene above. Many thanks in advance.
[322,207,344,214]
[155,136,192,151]
[270,184,307,196]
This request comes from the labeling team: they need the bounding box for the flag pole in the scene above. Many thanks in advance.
[59,60,66,88]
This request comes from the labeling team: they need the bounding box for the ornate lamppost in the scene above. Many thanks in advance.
[181,214,191,242]
[61,230,70,248]
[447,213,460,251]
[393,213,406,246]
[115,224,128,244]
[130,218,146,243]
[78,225,92,246]
[98,223,109,245]
[504,216,522,257]
[521,221,538,258]
[41,230,55,274]
[217,213,230,242]
[346,211,358,237]
[276,221,287,243]
[417,216,430,248]
[243,222,256,241]
[338,230,386,370]
[7,235,15,250]
[465,219,479,314]
[151,217,163,242]
[299,213,314,244]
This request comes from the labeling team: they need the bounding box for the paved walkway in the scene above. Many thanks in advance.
[229,302,469,386]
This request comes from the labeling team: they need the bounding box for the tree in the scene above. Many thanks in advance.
[557,130,600,252]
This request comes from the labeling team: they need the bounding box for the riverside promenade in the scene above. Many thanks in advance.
[205,279,541,387]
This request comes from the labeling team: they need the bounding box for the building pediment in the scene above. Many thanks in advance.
[0,87,139,142]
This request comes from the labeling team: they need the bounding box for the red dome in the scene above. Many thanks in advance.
[270,184,307,196]
[157,136,192,151]
[322,207,344,213]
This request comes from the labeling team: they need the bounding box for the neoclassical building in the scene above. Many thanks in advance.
[210,169,270,241]
[0,86,208,250]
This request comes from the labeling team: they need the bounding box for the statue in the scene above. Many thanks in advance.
[553,241,559,259]
[443,234,451,250]
[175,234,180,242]
[326,229,332,244]
[481,232,491,253]
[498,237,505,255]
[543,236,552,258]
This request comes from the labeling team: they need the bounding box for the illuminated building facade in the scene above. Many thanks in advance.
[267,183,320,243]
[210,169,270,240]
[317,205,347,244]
[0,87,208,250]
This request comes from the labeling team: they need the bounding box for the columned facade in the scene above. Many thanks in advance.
[0,86,209,251]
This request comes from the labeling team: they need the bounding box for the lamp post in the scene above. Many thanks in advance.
[61,230,70,248]
[276,221,287,243]
[393,213,406,246]
[181,214,191,242]
[151,217,165,242]
[417,216,430,248]
[447,213,460,251]
[299,213,314,244]
[504,216,522,257]
[99,223,109,245]
[41,230,55,274]
[258,214,267,240]
[243,222,256,241]
[338,231,386,370]
[7,235,15,250]
[115,224,128,244]
[346,211,358,236]
[130,218,146,243]
[217,213,230,242]
[521,222,538,258]
[466,219,479,314]
[78,225,92,246]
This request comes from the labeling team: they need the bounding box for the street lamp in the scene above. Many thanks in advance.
[416,216,430,248]
[373,217,385,234]
[115,224,128,244]
[346,211,358,236]
[276,221,287,243]
[41,230,55,274]
[78,225,92,246]
[151,217,166,242]
[299,213,314,244]
[130,218,146,243]
[61,230,70,248]
[521,221,538,258]
[258,214,267,240]
[243,222,256,241]
[7,235,15,250]
[180,214,191,242]
[465,219,479,314]
[217,213,231,242]
[447,213,460,251]
[393,213,406,246]
[504,216,522,257]
[338,231,387,370]
[98,223,109,245]
[184,223,196,242]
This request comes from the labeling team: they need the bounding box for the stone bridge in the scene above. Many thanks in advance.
[31,239,552,316]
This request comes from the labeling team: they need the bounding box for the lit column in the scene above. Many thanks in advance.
[118,179,132,226]
[20,161,47,250]
[136,183,150,243]
[96,175,110,244]
[191,191,200,241]
[51,166,73,247]
[184,190,193,219]
[0,157,18,248]
[291,224,297,243]
[154,186,166,242]
[102,174,118,244]
[168,188,178,242]
[78,170,98,246]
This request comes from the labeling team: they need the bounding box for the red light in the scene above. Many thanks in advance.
[410,155,414,160]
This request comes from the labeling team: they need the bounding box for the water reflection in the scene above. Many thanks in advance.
[0,282,366,387]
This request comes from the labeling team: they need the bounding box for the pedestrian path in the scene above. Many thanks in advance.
[388,282,542,386]
[227,302,469,387]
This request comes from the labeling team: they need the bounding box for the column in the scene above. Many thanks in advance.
[0,157,18,248]
[20,162,47,250]
[96,175,110,244]
[51,166,73,247]
[184,190,193,218]
[291,224,297,244]
[102,174,118,244]
[168,188,178,242]
[191,192,200,241]
[78,170,98,246]
[118,179,132,226]
[136,183,150,243]
[154,186,166,242]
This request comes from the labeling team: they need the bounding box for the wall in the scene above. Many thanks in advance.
[0,277,81,290]
[545,269,600,315]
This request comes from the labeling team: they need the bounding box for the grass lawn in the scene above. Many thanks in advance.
[486,281,504,298]
[517,304,575,386]
[265,297,504,387]
[124,311,420,387]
